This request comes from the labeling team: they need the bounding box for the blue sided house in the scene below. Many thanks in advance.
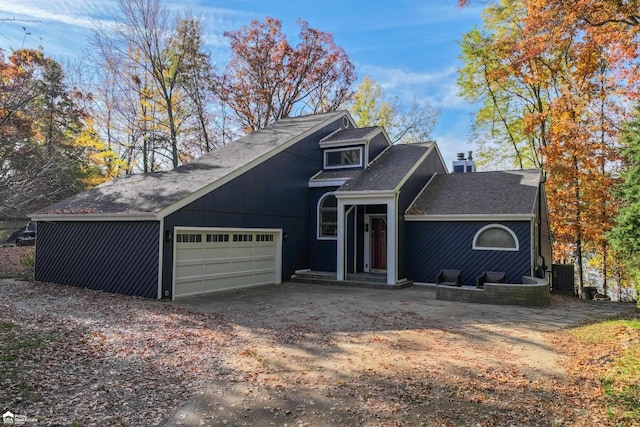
[31,110,552,300]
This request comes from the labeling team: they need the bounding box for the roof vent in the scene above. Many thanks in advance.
[452,151,476,173]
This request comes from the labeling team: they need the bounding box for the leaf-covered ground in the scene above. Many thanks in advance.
[0,247,638,426]
[0,246,33,279]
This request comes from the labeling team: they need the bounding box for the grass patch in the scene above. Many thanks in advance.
[569,317,640,425]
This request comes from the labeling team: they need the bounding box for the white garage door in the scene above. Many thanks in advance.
[173,228,281,299]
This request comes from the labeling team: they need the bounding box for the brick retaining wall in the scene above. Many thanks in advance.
[435,276,550,307]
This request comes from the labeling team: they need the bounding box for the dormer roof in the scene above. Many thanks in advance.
[319,126,382,147]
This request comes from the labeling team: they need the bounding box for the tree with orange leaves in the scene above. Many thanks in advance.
[214,17,356,133]
[458,0,627,291]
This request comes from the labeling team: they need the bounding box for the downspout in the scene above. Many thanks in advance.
[157,217,165,299]
[537,174,547,278]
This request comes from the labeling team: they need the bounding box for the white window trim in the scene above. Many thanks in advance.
[472,224,519,251]
[317,192,338,240]
[323,146,364,170]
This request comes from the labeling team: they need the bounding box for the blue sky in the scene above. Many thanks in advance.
[0,0,483,166]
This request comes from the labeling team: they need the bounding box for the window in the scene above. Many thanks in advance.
[256,234,274,242]
[206,233,229,243]
[318,193,338,238]
[324,147,363,169]
[176,233,202,243]
[473,224,519,251]
[232,233,253,242]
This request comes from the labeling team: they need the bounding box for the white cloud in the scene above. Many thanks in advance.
[357,63,474,111]
[0,0,117,29]
[360,63,456,88]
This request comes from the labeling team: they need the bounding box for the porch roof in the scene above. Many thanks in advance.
[309,168,364,182]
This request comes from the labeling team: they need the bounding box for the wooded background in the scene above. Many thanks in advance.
[2,0,640,298]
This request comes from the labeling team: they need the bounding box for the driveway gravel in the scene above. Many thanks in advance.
[1,278,637,426]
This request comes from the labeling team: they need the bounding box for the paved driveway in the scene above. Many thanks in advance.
[165,282,638,426]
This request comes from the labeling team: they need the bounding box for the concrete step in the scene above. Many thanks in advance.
[291,271,412,290]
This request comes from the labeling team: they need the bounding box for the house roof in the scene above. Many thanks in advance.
[34,111,346,218]
[320,126,380,143]
[337,143,434,193]
[406,169,542,217]
[309,168,364,182]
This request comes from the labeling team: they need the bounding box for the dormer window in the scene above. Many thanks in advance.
[324,147,363,169]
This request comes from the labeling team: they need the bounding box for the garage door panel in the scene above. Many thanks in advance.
[203,261,230,275]
[175,264,203,278]
[175,277,204,295]
[176,248,203,261]
[254,258,275,269]
[174,229,278,298]
[253,273,274,284]
[254,246,275,256]
[203,247,231,259]
[230,273,256,287]
[230,247,254,257]
[229,259,255,269]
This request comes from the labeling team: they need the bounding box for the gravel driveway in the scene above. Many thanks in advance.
[1,278,637,426]
[165,282,638,426]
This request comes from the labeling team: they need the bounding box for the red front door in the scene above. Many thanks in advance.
[370,217,387,270]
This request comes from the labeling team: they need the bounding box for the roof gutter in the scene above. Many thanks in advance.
[404,214,536,222]
[30,213,158,222]
[334,190,397,199]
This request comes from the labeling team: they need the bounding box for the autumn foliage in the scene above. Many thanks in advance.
[458,0,637,289]
[215,17,356,132]
[0,48,122,219]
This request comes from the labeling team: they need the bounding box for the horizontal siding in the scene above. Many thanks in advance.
[35,221,159,298]
[407,221,531,285]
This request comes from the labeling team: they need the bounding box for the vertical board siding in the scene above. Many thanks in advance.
[309,187,339,272]
[346,209,356,274]
[163,117,344,297]
[35,221,159,298]
[397,148,448,279]
[407,221,531,285]
[368,133,390,163]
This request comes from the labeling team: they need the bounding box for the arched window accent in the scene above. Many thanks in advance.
[473,224,519,251]
[318,193,338,239]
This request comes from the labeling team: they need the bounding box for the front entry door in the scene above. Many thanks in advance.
[370,216,387,270]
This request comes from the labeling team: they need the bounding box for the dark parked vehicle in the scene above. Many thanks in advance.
[16,230,36,246]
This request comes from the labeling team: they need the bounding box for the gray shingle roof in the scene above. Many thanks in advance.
[309,169,364,182]
[407,169,542,216]
[320,126,380,143]
[337,143,433,192]
[36,111,345,216]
